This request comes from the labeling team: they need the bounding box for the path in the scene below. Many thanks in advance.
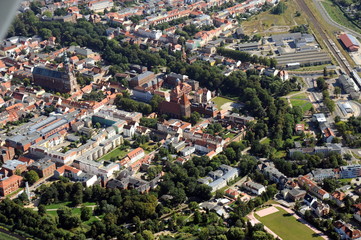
[314,0,361,39]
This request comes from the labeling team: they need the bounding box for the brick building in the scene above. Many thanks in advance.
[0,175,23,197]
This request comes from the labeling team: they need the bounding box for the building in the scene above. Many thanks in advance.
[0,146,15,163]
[129,71,156,88]
[339,33,360,52]
[0,174,23,197]
[340,165,361,179]
[332,191,346,207]
[1,160,27,176]
[32,65,78,93]
[27,158,56,178]
[159,93,191,118]
[334,220,361,240]
[199,165,239,192]
[298,175,329,199]
[281,188,306,202]
[311,200,330,217]
[242,181,266,195]
[87,0,114,13]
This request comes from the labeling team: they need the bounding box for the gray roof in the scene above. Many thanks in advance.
[33,67,63,79]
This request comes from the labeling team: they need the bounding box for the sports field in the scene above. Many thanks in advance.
[255,207,323,240]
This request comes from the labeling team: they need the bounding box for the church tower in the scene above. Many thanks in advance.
[179,93,191,118]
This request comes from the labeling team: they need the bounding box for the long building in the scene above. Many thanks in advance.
[276,50,331,67]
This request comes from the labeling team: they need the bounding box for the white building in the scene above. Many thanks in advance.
[242,181,266,195]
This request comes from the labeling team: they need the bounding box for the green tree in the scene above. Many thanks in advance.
[38,204,46,216]
[81,206,92,221]
[190,111,201,125]
[24,170,39,185]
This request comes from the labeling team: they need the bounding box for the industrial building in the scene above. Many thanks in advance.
[276,50,331,67]
[339,33,360,52]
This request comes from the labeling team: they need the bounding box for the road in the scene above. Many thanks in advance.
[296,0,352,75]
[313,0,361,39]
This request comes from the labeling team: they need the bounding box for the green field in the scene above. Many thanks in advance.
[255,207,323,240]
[212,97,234,110]
[322,0,361,34]
[99,147,129,161]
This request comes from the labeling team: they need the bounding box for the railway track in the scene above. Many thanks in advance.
[296,0,351,75]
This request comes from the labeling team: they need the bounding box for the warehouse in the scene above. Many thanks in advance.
[339,33,360,52]
[275,50,331,67]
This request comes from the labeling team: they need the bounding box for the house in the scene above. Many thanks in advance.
[298,175,329,199]
[281,188,306,202]
[54,165,98,187]
[242,181,266,195]
[225,188,240,199]
[311,200,330,217]
[334,220,361,240]
[0,174,23,197]
[180,146,195,156]
[332,191,346,207]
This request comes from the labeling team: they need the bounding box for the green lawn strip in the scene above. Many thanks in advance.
[99,147,129,161]
[338,178,352,183]
[44,202,72,209]
[255,207,323,240]
[321,0,361,34]
[292,64,331,72]
[212,97,234,110]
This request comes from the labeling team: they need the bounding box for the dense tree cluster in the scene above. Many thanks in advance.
[336,116,361,147]
[217,48,277,67]
[273,152,345,177]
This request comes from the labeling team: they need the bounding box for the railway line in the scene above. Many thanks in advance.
[296,0,352,75]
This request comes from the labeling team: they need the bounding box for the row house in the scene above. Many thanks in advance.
[298,175,330,199]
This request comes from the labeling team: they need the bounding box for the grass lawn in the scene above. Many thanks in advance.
[0,232,19,240]
[99,147,129,161]
[339,178,352,183]
[44,202,72,209]
[140,142,158,154]
[292,93,308,99]
[224,132,235,139]
[322,0,361,34]
[292,64,332,72]
[242,0,308,35]
[212,97,234,110]
[274,150,287,158]
[290,99,313,113]
[255,207,323,240]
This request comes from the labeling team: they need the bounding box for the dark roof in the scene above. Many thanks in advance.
[33,67,64,79]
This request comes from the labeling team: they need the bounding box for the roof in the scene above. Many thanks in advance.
[33,67,64,79]
[340,33,360,48]
[127,147,144,159]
